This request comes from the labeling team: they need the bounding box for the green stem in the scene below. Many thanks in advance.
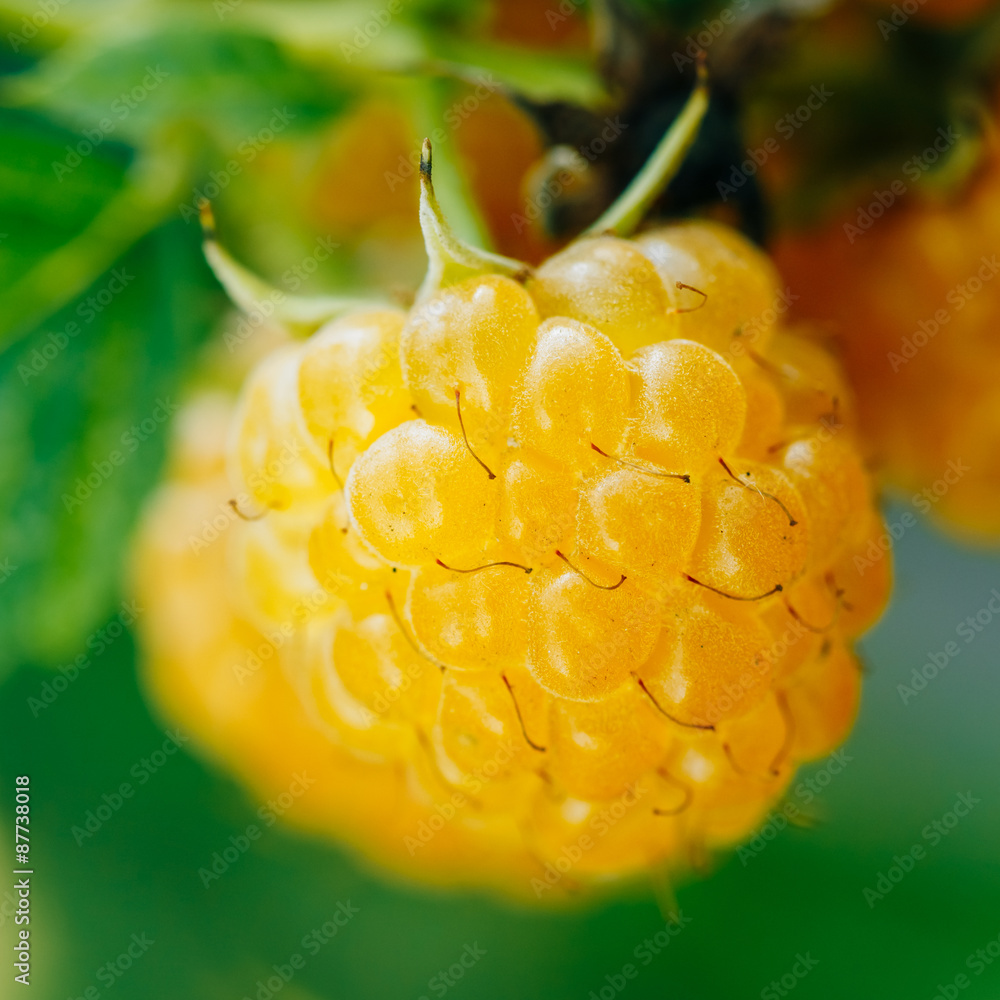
[416,138,529,302]
[409,74,492,250]
[199,202,381,333]
[585,66,709,238]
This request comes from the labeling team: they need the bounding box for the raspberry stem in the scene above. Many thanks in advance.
[227,498,270,521]
[501,674,546,753]
[718,457,798,526]
[198,200,379,333]
[684,574,783,601]
[585,61,709,237]
[633,673,714,731]
[454,387,497,479]
[652,768,692,816]
[417,139,530,301]
[435,559,532,574]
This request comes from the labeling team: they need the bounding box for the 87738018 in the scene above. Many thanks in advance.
[14,777,29,866]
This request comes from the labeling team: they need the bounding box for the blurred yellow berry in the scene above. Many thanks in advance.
[774,143,1000,539]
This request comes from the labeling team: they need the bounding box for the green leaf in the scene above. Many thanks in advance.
[0,105,191,351]
[5,25,351,149]
[0,106,131,289]
[0,219,223,678]
[431,36,606,106]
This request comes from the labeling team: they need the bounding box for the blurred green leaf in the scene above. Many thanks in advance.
[5,25,351,148]
[432,36,606,105]
[0,107,131,288]
[0,220,222,678]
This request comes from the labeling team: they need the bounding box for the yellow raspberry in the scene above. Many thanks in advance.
[774,130,1000,539]
[134,87,889,901]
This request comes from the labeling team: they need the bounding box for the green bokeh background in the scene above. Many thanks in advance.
[1,2,999,998]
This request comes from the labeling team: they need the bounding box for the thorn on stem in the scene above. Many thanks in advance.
[556,550,625,590]
[669,281,708,314]
[718,457,797,526]
[769,690,796,776]
[455,388,496,480]
[436,558,532,575]
[228,497,275,521]
[385,589,444,672]
[653,767,693,816]
[501,673,546,753]
[591,443,690,483]
[198,198,217,241]
[684,574,783,602]
[633,672,714,731]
